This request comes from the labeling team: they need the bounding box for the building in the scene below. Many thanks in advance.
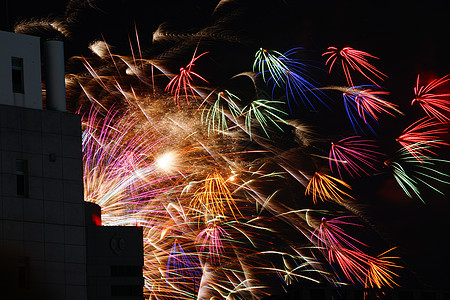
[0,30,143,300]
[85,203,144,299]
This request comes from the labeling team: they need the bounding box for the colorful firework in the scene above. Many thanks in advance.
[326,85,402,134]
[242,98,288,138]
[323,46,387,87]
[57,16,449,298]
[195,222,231,263]
[397,117,449,161]
[305,172,354,204]
[311,216,366,251]
[253,47,289,86]
[329,136,383,178]
[201,90,242,135]
[384,143,450,203]
[254,47,326,111]
[274,48,326,111]
[166,241,202,292]
[365,248,402,289]
[412,74,450,122]
[165,50,209,108]
[190,171,242,222]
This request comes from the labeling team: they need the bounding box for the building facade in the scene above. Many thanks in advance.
[0,30,143,300]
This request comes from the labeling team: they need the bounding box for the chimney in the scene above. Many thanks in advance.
[85,202,102,226]
[42,38,66,111]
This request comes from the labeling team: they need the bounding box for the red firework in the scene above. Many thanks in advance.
[412,74,450,122]
[397,117,449,161]
[323,46,387,87]
[165,50,209,108]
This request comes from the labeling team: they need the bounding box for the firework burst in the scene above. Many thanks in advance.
[55,11,450,297]
[165,50,209,108]
[329,136,383,178]
[412,74,450,122]
[384,143,450,203]
[397,117,449,161]
[324,85,403,134]
[305,172,354,204]
[323,46,387,87]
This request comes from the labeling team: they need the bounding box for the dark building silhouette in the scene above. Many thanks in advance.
[0,30,143,300]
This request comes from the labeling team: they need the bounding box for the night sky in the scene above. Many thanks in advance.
[2,0,450,291]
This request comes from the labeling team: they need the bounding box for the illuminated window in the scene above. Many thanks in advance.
[12,57,24,93]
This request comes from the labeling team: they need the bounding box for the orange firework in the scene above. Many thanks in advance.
[366,248,402,289]
[305,172,354,204]
[190,171,242,222]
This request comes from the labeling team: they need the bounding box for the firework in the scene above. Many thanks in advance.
[166,241,202,292]
[323,46,387,87]
[195,222,231,263]
[242,98,288,139]
[385,143,450,203]
[329,136,383,178]
[201,90,242,135]
[60,13,449,298]
[331,85,402,134]
[310,217,371,284]
[305,172,354,204]
[311,216,366,251]
[412,74,450,122]
[254,47,326,112]
[397,117,449,161]
[189,171,242,223]
[253,48,289,86]
[365,248,402,289]
[165,50,209,108]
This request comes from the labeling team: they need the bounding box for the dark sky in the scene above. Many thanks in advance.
[2,0,450,290]
[0,0,67,29]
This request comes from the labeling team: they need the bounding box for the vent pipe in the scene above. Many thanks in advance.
[42,39,66,111]
[85,202,102,226]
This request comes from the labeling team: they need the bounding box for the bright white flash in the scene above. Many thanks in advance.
[155,152,176,172]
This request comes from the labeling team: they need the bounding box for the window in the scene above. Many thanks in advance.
[111,285,142,297]
[11,57,24,93]
[16,159,28,197]
[18,257,30,290]
[111,265,142,277]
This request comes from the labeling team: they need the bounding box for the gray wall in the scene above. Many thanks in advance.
[0,104,86,300]
[0,30,42,109]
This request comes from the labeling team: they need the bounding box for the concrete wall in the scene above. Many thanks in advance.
[0,30,42,109]
[0,104,86,300]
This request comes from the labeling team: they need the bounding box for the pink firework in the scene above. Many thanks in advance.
[397,117,449,161]
[329,136,383,178]
[328,247,370,284]
[412,74,450,122]
[323,46,387,87]
[195,222,230,263]
[165,50,209,108]
[311,217,366,253]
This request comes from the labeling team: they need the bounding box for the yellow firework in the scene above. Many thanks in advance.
[190,171,242,222]
[305,172,354,204]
